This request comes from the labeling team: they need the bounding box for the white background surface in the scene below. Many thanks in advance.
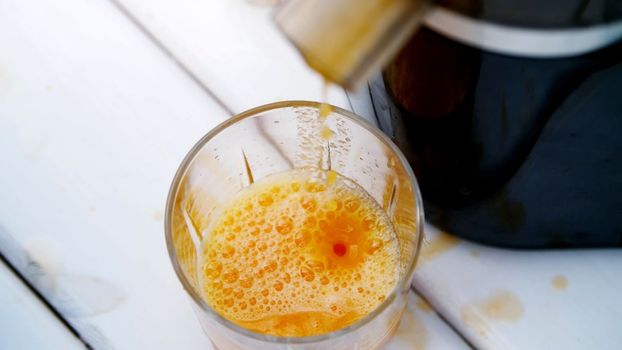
[1,0,620,349]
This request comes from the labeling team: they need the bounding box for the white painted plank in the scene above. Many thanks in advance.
[385,291,470,350]
[0,0,229,348]
[0,261,85,350]
[112,0,351,114]
[413,224,622,350]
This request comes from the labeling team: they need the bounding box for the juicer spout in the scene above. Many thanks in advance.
[275,0,428,90]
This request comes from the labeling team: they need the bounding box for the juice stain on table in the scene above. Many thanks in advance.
[461,290,524,337]
[551,275,568,291]
[387,295,429,350]
[152,209,164,221]
[417,231,459,266]
[469,250,480,258]
[416,298,433,313]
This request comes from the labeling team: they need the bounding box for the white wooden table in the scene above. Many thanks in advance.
[1,1,620,349]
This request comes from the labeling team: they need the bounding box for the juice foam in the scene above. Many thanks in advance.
[199,168,399,337]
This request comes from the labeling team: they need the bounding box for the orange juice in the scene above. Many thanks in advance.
[198,168,399,337]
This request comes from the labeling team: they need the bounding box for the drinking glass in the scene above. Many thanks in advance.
[165,101,424,349]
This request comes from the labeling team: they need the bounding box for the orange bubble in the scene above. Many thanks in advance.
[347,244,359,259]
[224,216,234,226]
[222,246,235,258]
[300,267,315,282]
[305,259,324,272]
[265,260,277,273]
[344,199,359,212]
[301,197,317,212]
[258,193,273,207]
[291,182,301,192]
[204,262,222,278]
[362,218,375,231]
[304,180,326,193]
[276,217,293,235]
[223,269,239,284]
[330,200,342,211]
[294,230,311,248]
[240,276,254,289]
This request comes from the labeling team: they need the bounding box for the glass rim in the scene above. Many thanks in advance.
[164,100,424,344]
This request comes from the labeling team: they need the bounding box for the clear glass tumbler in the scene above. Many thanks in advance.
[165,101,424,349]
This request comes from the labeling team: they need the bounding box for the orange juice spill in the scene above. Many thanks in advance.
[199,168,399,337]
